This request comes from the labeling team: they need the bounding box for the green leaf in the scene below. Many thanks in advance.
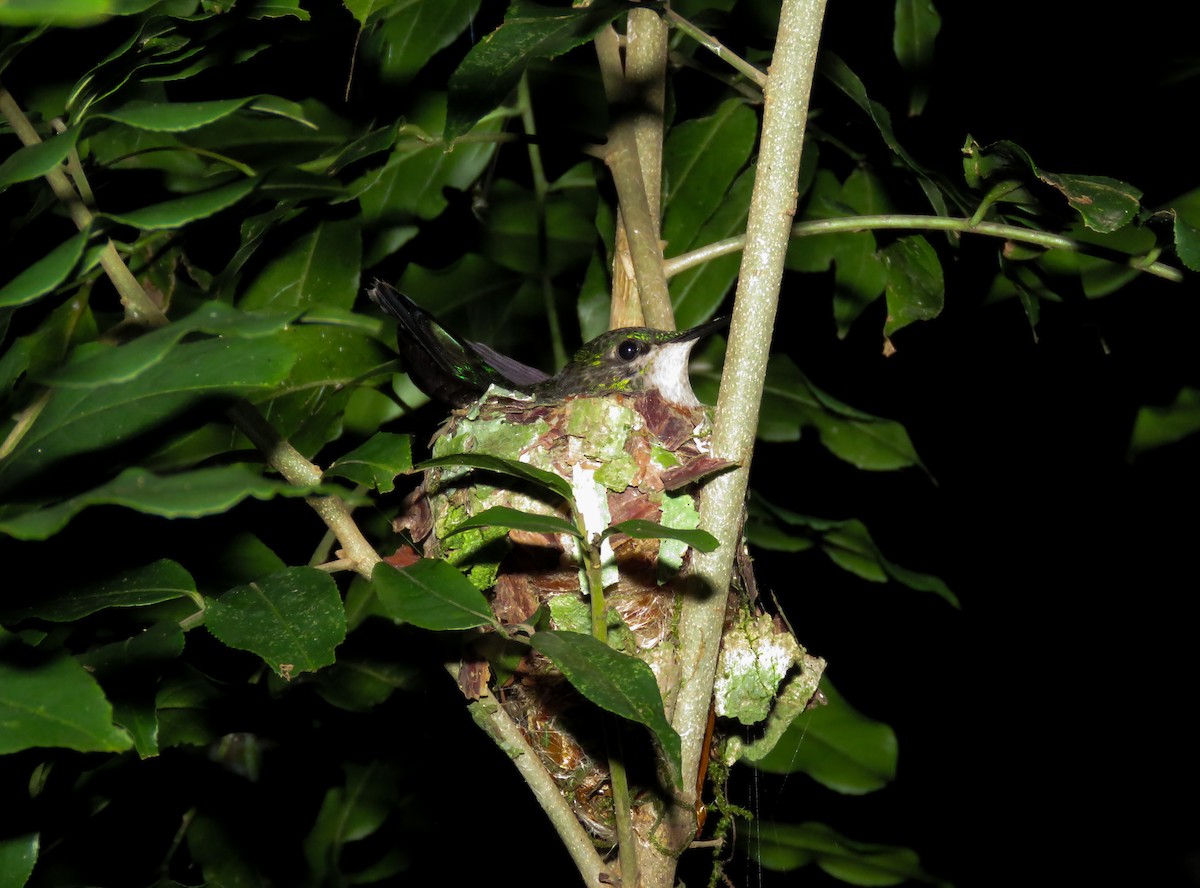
[881,234,944,338]
[445,0,633,141]
[671,164,755,330]
[371,559,497,630]
[0,0,109,26]
[750,502,959,607]
[1,559,199,623]
[893,0,940,116]
[819,53,929,176]
[361,0,482,87]
[326,432,414,493]
[314,658,419,712]
[962,139,1143,232]
[78,621,185,675]
[101,176,260,230]
[0,229,93,309]
[154,669,221,749]
[0,127,82,190]
[252,324,393,457]
[1172,209,1200,271]
[479,178,595,276]
[97,95,315,132]
[188,813,262,887]
[604,519,718,552]
[1128,386,1200,458]
[42,301,298,387]
[303,761,403,884]
[446,505,581,539]
[530,629,683,785]
[1039,171,1141,233]
[663,99,757,260]
[748,820,948,886]
[786,169,892,336]
[0,336,297,495]
[750,680,897,794]
[239,217,362,310]
[206,567,347,679]
[0,465,315,540]
[0,641,131,754]
[727,353,922,471]
[419,452,574,501]
[0,833,38,888]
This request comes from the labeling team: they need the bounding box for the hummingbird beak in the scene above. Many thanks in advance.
[668,315,730,344]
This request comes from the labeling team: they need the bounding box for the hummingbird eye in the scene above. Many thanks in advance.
[617,339,641,361]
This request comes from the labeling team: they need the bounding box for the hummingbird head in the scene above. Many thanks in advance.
[549,316,728,407]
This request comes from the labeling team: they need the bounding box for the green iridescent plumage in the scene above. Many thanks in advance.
[369,281,726,407]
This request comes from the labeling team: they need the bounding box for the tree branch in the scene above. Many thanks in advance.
[674,0,827,809]
[662,214,1187,283]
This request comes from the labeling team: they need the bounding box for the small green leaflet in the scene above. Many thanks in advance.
[0,127,83,191]
[531,630,682,786]
[418,452,574,502]
[445,505,581,539]
[445,0,634,141]
[747,500,959,607]
[1,558,200,623]
[372,559,497,631]
[0,228,94,309]
[0,465,315,541]
[96,95,315,132]
[604,519,719,552]
[101,177,261,231]
[747,820,949,886]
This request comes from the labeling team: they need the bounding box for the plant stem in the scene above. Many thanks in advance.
[606,723,638,885]
[460,665,611,886]
[226,402,380,578]
[661,213,1186,283]
[0,85,168,327]
[665,7,769,89]
[595,22,675,330]
[626,7,669,226]
[675,0,827,816]
[517,73,567,369]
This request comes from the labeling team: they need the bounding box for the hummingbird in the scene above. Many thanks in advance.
[369,281,727,408]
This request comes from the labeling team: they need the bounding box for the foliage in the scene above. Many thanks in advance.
[0,1,1193,887]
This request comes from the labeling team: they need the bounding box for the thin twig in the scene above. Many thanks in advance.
[459,666,611,885]
[662,214,1186,283]
[0,85,168,327]
[665,7,768,89]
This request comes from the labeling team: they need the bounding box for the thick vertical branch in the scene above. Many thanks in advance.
[625,8,668,226]
[595,17,675,331]
[674,0,827,803]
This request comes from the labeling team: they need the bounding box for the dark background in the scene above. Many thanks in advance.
[750,3,1200,886]
[3,2,1197,886]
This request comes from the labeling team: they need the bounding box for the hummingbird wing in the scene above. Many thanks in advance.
[466,341,550,387]
[368,281,527,406]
